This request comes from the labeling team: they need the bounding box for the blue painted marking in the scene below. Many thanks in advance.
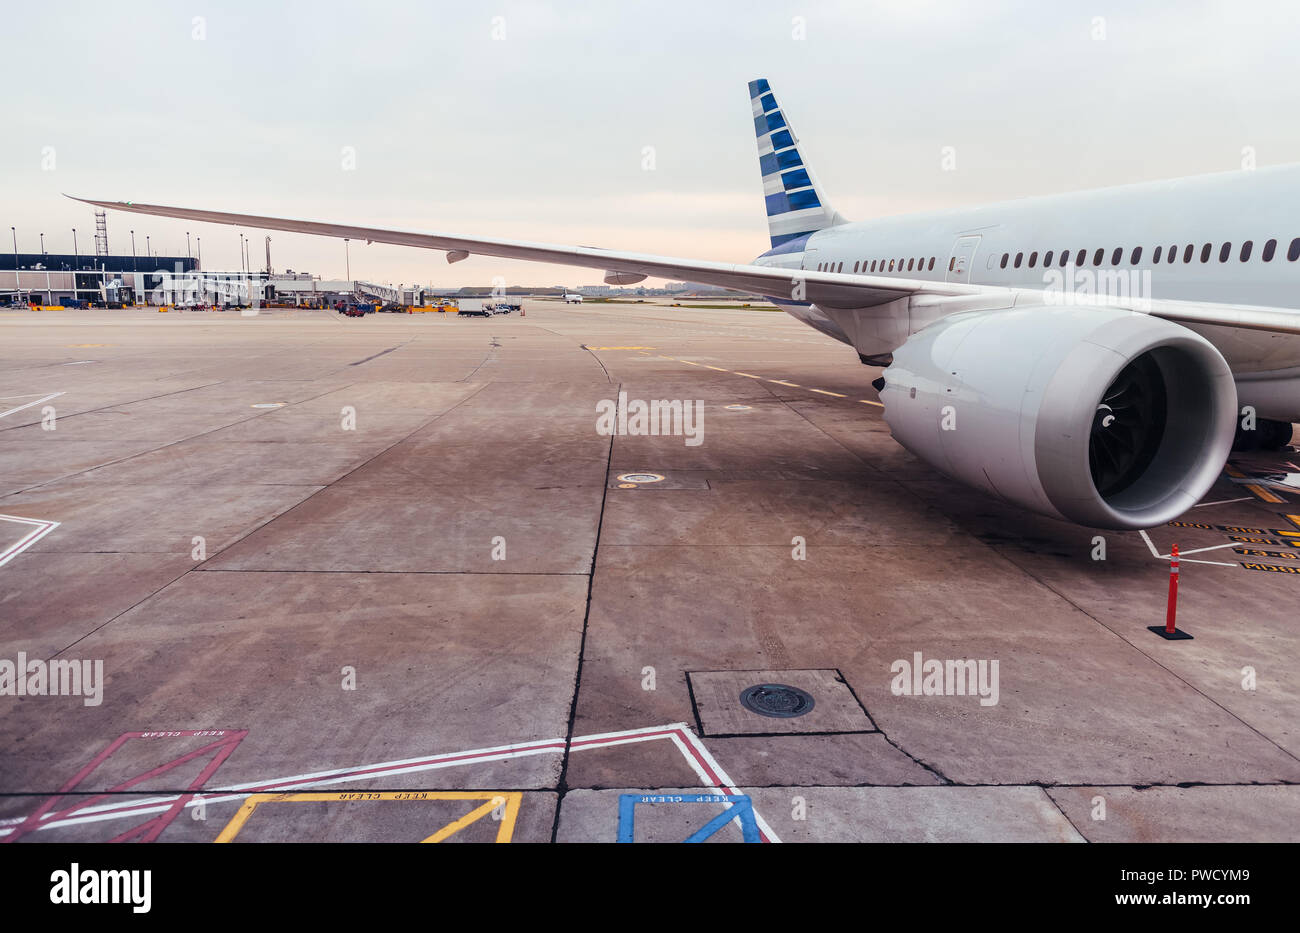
[770,129,794,150]
[775,149,803,170]
[786,188,822,211]
[764,192,790,216]
[765,111,787,132]
[753,114,768,138]
[759,152,779,176]
[762,231,814,253]
[617,793,760,843]
[781,168,811,190]
[759,93,777,113]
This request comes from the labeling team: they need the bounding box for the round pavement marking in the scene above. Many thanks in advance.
[617,472,665,484]
[739,683,816,719]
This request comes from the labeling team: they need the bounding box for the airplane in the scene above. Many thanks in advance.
[71,78,1300,531]
[563,292,583,304]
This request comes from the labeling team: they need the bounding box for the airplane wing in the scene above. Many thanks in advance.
[69,196,1300,336]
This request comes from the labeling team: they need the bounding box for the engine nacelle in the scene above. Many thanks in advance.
[880,306,1237,529]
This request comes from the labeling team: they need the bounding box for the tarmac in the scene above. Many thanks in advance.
[0,300,1296,843]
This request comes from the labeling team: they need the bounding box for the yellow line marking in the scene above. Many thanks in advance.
[703,365,730,371]
[767,380,799,387]
[1283,515,1300,531]
[733,372,761,378]
[810,388,847,397]
[1225,464,1286,503]
[678,360,702,365]
[213,791,522,843]
[860,399,885,407]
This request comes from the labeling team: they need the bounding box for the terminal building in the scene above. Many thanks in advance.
[0,253,198,306]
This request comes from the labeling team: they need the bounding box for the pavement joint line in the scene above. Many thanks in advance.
[551,391,617,842]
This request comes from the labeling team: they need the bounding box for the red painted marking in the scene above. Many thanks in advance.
[3,730,247,843]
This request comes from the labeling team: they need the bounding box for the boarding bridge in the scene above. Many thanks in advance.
[355,281,402,304]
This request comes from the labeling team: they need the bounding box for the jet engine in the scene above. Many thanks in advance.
[879,306,1237,529]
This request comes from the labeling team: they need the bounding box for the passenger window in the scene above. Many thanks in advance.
[1240,241,1252,261]
[1111,247,1122,265]
[907,258,914,271]
[1131,247,1142,264]
[853,261,859,273]
[948,257,954,272]
[1000,253,1009,269]
[1153,246,1162,263]
[1219,242,1231,262]
[1014,252,1023,268]
[1029,251,1038,267]
[889,259,895,271]
[1263,239,1277,261]
[1061,251,1070,267]
[1168,245,1176,263]
[1289,238,1300,261]
[1200,243,1212,263]
[1043,250,1053,266]
[928,257,935,271]
[1092,249,1104,266]
[1183,244,1194,263]
[1076,249,1087,266]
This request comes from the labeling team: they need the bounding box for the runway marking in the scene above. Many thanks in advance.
[810,388,847,398]
[0,391,64,419]
[702,365,730,372]
[214,790,522,843]
[0,722,780,843]
[733,372,761,379]
[767,379,799,387]
[0,514,61,568]
[860,399,885,408]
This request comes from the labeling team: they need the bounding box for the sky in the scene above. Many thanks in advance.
[4,0,1300,287]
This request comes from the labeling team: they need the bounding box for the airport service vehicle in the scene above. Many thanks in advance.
[76,78,1300,529]
[457,298,490,317]
[563,293,583,303]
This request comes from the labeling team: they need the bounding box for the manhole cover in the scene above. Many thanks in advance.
[617,472,664,484]
[738,683,815,719]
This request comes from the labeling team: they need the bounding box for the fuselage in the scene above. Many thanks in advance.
[754,163,1300,393]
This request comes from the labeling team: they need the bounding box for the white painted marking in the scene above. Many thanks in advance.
[0,392,64,420]
[0,515,60,568]
[1192,497,1252,508]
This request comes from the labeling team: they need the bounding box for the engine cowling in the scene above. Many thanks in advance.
[880,306,1237,529]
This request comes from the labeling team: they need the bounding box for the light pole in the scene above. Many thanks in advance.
[196,237,201,270]
[344,238,351,281]
[71,228,78,303]
[146,235,151,260]
[11,227,17,302]
[186,231,191,262]
[131,230,137,273]
[40,233,45,255]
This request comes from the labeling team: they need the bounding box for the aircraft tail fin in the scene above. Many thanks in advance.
[748,78,845,248]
